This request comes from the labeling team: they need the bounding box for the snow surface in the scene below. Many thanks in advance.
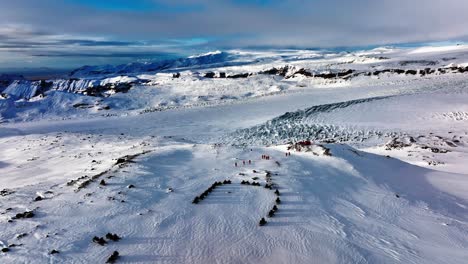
[1,44,468,263]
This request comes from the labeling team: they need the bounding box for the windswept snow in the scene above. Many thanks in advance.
[1,44,468,263]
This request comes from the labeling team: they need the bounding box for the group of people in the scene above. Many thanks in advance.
[234,151,292,167]
[234,160,252,167]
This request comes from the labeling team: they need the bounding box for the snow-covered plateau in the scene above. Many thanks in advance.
[1,45,468,263]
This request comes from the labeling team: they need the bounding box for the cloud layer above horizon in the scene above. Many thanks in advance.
[1,0,467,69]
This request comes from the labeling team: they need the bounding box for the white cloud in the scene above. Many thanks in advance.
[0,0,467,68]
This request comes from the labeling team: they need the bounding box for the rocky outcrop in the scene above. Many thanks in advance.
[1,75,141,100]
[385,137,416,150]
[227,73,252,79]
[203,72,216,78]
[2,80,51,100]
[259,66,296,77]
[203,71,252,79]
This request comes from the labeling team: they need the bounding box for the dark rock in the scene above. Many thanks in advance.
[84,82,133,97]
[127,184,135,189]
[323,147,332,156]
[260,66,292,77]
[100,180,106,186]
[34,196,43,202]
[276,197,281,204]
[172,72,181,78]
[227,73,250,79]
[16,233,28,239]
[385,137,414,150]
[0,189,14,196]
[204,72,216,78]
[316,72,336,79]
[115,158,126,165]
[274,189,280,196]
[293,68,313,77]
[92,236,107,246]
[272,205,278,212]
[259,218,267,226]
[400,60,437,66]
[260,67,281,75]
[192,197,200,204]
[14,211,35,219]
[1,248,9,253]
[336,69,354,77]
[105,233,121,241]
[268,210,275,218]
[106,251,120,263]
[50,249,60,254]
[73,103,93,109]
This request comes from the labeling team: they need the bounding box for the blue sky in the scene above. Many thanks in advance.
[0,0,467,71]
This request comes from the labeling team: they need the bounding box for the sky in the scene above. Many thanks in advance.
[1,0,468,71]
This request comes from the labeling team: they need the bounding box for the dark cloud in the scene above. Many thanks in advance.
[0,0,467,68]
[3,0,468,45]
[58,39,141,47]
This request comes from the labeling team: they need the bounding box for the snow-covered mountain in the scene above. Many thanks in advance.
[69,50,232,77]
[1,45,468,263]
[0,74,25,93]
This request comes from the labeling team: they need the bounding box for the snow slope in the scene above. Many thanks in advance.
[1,137,467,263]
[1,44,468,263]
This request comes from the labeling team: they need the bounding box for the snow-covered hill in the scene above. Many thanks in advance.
[1,44,468,263]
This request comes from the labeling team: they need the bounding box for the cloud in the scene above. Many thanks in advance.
[0,0,467,68]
